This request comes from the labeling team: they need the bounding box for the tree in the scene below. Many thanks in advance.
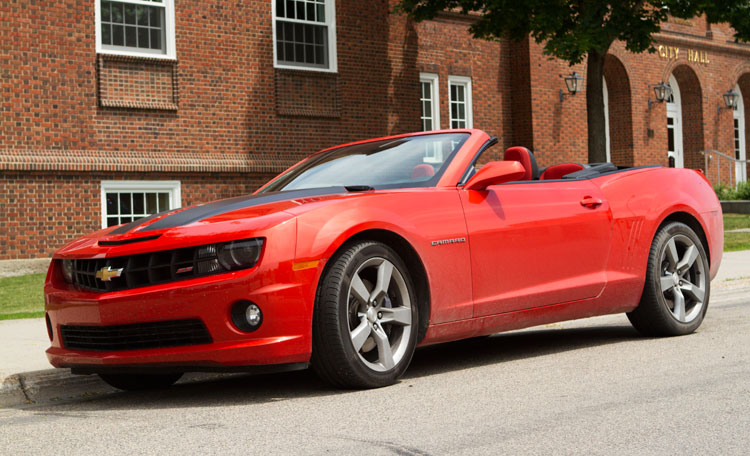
[396,1,750,163]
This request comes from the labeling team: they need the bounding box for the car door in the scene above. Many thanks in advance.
[459,179,613,317]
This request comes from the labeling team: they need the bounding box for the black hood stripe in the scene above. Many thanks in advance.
[108,209,179,235]
[138,186,347,232]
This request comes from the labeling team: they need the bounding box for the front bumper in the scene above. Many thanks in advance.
[45,262,320,372]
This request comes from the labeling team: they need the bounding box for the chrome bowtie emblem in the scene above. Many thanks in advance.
[95,266,123,282]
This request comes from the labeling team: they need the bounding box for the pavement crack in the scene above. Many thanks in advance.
[16,376,33,404]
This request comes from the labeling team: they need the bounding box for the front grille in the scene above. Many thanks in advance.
[71,245,223,292]
[60,319,213,352]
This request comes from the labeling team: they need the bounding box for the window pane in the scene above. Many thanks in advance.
[138,27,149,48]
[107,217,119,227]
[102,1,111,22]
[106,193,118,215]
[112,3,123,23]
[120,217,132,224]
[124,4,136,24]
[119,193,131,215]
[276,0,285,17]
[285,0,295,19]
[150,28,161,50]
[296,1,305,20]
[146,193,157,213]
[125,26,137,47]
[149,6,161,28]
[317,3,325,22]
[667,127,675,153]
[113,24,124,45]
[133,192,145,214]
[135,5,146,25]
[158,193,170,211]
[102,24,112,45]
[458,104,465,119]
[307,2,315,21]
[423,119,432,131]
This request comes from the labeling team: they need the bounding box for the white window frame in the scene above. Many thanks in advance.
[95,0,177,60]
[272,0,338,73]
[448,76,473,129]
[100,180,181,228]
[419,73,440,131]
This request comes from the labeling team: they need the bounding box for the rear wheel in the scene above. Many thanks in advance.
[312,241,418,389]
[98,373,183,391]
[627,222,709,336]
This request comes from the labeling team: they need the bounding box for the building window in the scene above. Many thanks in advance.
[420,73,440,131]
[96,0,176,59]
[448,76,472,129]
[100,181,181,228]
[273,0,337,72]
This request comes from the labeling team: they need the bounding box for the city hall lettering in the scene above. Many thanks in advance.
[658,45,710,64]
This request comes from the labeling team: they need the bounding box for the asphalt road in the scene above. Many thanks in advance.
[1,290,748,455]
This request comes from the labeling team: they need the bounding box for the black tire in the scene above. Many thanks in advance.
[627,221,710,336]
[98,373,183,391]
[312,241,419,389]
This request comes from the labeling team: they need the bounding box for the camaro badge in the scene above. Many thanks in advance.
[95,266,123,282]
[431,237,467,246]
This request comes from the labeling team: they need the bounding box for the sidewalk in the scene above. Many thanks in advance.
[2,250,750,407]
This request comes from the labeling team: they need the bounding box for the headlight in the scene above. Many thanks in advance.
[218,238,264,270]
[61,260,74,283]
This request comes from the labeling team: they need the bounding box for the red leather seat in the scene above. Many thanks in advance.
[539,163,585,180]
[504,147,539,180]
[412,164,435,179]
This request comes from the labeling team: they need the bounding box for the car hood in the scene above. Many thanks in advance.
[55,187,357,258]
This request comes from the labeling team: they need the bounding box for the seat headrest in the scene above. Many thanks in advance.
[540,163,585,180]
[503,147,539,180]
[412,164,435,179]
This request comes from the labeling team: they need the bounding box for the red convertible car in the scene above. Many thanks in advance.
[44,129,723,390]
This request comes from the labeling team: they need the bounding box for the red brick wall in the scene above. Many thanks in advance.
[3,2,750,259]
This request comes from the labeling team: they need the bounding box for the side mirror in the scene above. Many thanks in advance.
[464,160,526,190]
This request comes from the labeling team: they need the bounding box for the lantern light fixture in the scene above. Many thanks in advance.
[559,72,584,102]
[718,88,740,114]
[648,81,673,110]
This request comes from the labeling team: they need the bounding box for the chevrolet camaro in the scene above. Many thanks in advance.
[44,129,723,390]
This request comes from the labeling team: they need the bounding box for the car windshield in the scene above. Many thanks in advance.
[259,133,469,193]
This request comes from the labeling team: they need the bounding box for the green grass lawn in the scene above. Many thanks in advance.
[0,273,45,320]
[724,213,750,252]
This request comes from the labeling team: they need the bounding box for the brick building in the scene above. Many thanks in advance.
[2,0,749,260]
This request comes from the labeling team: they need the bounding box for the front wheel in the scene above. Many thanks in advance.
[627,221,710,336]
[312,241,419,389]
[98,373,183,391]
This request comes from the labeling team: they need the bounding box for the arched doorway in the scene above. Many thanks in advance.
[666,74,683,168]
[603,55,633,165]
[734,83,747,182]
[669,65,705,170]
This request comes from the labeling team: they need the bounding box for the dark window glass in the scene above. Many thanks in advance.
[107,217,119,227]
[106,193,118,214]
[119,193,131,215]
[112,25,124,45]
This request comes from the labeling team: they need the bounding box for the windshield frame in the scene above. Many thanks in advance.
[257,132,471,194]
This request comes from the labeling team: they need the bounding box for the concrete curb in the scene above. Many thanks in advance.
[2,284,747,409]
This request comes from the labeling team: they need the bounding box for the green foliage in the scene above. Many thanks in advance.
[715,181,750,200]
[0,273,45,320]
[396,1,750,64]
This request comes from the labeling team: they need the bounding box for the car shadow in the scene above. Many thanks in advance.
[24,322,642,412]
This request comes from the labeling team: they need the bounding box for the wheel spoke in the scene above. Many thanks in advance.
[371,326,395,369]
[672,288,686,321]
[676,245,699,273]
[371,261,394,302]
[680,281,705,303]
[350,273,371,306]
[379,306,412,326]
[665,238,679,271]
[660,275,674,292]
[350,318,372,352]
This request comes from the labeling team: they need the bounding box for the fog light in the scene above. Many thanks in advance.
[231,300,263,332]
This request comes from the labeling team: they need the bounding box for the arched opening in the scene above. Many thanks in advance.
[666,74,683,168]
[670,65,704,170]
[602,55,633,166]
[734,84,747,182]
[736,74,750,182]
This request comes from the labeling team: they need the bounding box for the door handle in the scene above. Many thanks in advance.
[580,196,603,208]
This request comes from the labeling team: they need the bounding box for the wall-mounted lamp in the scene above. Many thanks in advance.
[559,72,584,102]
[648,81,672,110]
[717,88,740,114]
